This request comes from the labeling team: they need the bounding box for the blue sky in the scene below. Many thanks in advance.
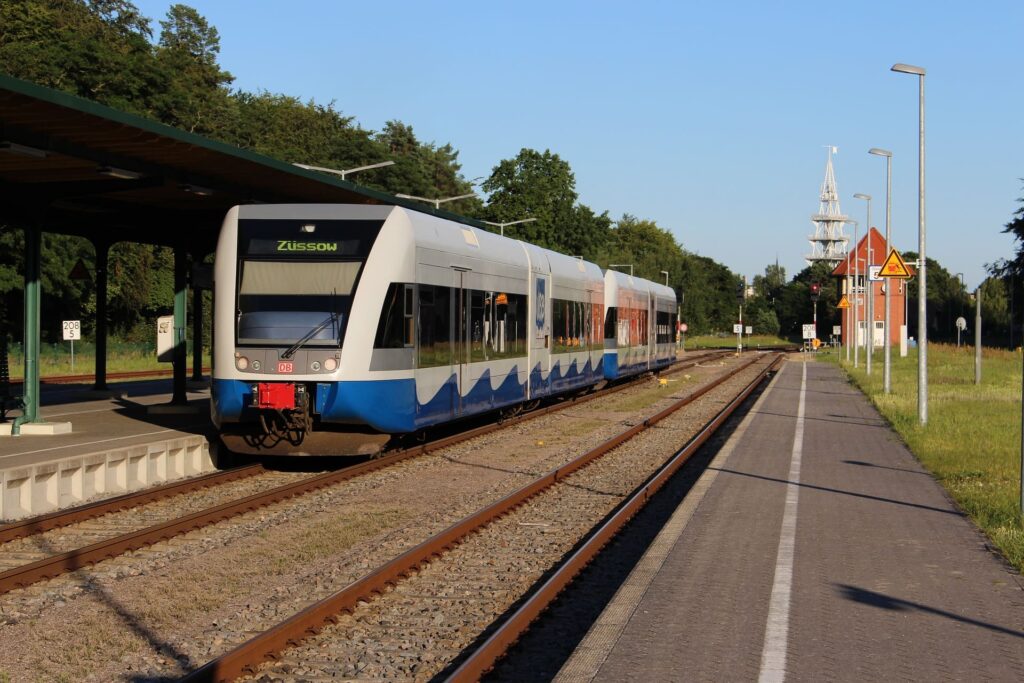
[134,0,1023,288]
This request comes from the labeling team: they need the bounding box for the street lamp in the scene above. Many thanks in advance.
[609,264,634,277]
[854,194,873,375]
[293,160,395,180]
[482,217,537,236]
[955,272,966,345]
[850,219,860,368]
[892,61,928,425]
[869,147,893,393]
[395,192,477,210]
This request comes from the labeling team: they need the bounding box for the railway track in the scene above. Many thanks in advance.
[182,351,783,682]
[0,350,733,596]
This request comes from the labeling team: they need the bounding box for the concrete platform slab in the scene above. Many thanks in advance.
[0,377,215,521]
[563,358,1024,682]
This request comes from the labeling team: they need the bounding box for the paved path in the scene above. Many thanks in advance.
[558,358,1024,682]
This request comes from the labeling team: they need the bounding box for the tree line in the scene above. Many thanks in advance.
[1,1,1019,348]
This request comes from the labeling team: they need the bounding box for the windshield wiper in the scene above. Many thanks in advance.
[281,312,338,359]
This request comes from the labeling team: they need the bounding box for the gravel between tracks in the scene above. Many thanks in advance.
[0,353,751,682]
[240,357,774,682]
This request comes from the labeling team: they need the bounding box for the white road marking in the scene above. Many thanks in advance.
[6,429,183,457]
[758,360,807,683]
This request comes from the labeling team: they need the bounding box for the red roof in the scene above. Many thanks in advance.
[831,227,915,277]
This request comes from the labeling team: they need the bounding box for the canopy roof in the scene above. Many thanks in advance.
[0,74,479,252]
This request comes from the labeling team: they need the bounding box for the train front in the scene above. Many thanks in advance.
[211,204,400,456]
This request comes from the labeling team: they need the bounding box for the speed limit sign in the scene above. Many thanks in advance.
[62,320,81,341]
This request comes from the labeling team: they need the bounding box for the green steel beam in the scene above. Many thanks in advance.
[13,225,41,433]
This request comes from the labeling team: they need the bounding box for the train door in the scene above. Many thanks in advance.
[414,263,457,427]
[452,267,471,417]
[531,270,551,396]
[646,291,654,369]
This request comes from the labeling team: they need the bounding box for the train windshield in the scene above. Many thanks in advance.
[236,260,361,346]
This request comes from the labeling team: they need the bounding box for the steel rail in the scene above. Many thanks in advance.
[181,352,774,683]
[448,353,785,681]
[0,350,732,595]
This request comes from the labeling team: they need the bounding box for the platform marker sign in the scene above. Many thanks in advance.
[878,248,912,278]
[62,320,80,373]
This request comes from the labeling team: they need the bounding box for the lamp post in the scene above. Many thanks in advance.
[293,160,395,179]
[851,220,860,368]
[892,62,928,425]
[846,265,852,362]
[854,194,873,374]
[869,148,894,393]
[954,272,966,346]
[396,192,476,210]
[482,217,537,236]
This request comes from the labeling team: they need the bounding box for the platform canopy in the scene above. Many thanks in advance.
[0,73,477,253]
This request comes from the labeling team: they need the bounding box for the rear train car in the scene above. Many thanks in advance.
[602,270,677,380]
[211,204,610,455]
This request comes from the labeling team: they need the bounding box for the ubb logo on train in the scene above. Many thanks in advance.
[535,277,546,330]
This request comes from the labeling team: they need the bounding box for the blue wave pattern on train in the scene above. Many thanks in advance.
[211,204,676,455]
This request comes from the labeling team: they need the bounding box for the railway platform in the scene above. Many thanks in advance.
[557,357,1024,682]
[0,378,213,521]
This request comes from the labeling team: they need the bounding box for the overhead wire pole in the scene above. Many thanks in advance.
[892,62,927,425]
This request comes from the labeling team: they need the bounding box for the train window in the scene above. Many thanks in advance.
[604,307,617,340]
[590,302,604,350]
[240,260,360,296]
[656,311,673,344]
[418,285,452,367]
[374,283,414,349]
[404,285,415,347]
[553,298,589,353]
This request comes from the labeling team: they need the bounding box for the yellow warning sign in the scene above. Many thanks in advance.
[878,248,912,279]
[836,294,851,309]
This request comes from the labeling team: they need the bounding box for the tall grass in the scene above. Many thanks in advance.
[823,343,1024,572]
[685,334,791,350]
[4,341,209,379]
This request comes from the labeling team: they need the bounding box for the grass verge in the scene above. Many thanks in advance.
[685,334,791,350]
[820,342,1024,573]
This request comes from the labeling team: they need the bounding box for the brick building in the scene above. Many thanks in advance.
[831,227,913,347]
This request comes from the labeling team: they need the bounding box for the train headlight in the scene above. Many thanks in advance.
[324,357,338,371]
[235,355,249,370]
[251,359,261,371]
[310,360,321,372]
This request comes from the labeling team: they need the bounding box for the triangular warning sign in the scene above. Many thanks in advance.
[878,248,912,278]
[836,294,851,309]
[69,258,90,280]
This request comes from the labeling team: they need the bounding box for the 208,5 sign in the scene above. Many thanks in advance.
[62,320,81,341]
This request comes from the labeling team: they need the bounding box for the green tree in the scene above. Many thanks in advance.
[0,0,160,116]
[481,149,578,250]
[151,3,234,134]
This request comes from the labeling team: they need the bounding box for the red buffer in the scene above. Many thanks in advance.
[256,383,296,410]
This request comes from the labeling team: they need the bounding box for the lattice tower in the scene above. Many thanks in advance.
[805,146,850,266]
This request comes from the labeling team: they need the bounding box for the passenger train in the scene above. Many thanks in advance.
[211,204,677,455]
